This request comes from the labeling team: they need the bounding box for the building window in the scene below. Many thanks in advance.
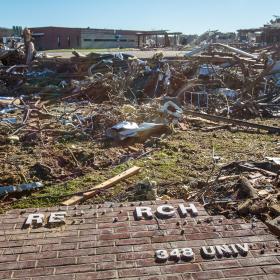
[57,35,61,48]
[77,36,80,47]
[83,38,135,43]
[94,38,127,42]
[67,36,71,47]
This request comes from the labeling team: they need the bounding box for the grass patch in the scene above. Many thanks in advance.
[2,122,279,212]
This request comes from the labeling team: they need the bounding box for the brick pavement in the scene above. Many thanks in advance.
[0,199,279,279]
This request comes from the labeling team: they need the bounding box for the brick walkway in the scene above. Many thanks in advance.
[0,199,279,279]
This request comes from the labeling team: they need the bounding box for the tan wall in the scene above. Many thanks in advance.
[81,30,138,48]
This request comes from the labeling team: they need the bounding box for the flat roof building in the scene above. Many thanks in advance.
[30,26,182,50]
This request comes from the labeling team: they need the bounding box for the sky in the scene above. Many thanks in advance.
[1,0,280,35]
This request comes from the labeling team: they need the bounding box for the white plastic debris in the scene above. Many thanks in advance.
[107,121,165,141]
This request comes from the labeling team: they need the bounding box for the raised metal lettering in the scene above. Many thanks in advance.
[215,245,233,257]
[201,246,216,259]
[229,244,239,256]
[178,203,198,217]
[156,205,175,218]
[49,212,66,224]
[155,249,168,261]
[25,213,44,227]
[135,207,153,220]
[169,249,180,260]
[235,243,249,256]
[181,248,194,260]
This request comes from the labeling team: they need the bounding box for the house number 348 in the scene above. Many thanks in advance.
[155,248,194,261]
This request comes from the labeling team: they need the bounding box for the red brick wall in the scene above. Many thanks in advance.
[0,199,279,279]
[30,27,81,50]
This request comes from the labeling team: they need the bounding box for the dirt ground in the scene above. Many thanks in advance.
[1,117,279,213]
[44,49,187,59]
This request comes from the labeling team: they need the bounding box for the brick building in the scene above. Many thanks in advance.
[30,26,181,50]
[30,27,82,50]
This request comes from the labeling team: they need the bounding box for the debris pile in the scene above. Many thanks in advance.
[0,43,279,226]
[195,159,280,218]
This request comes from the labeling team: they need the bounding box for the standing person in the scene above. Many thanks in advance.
[26,39,35,67]
[23,28,35,68]
[23,29,31,61]
[23,28,32,51]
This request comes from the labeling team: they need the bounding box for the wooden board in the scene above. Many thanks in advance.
[62,166,141,206]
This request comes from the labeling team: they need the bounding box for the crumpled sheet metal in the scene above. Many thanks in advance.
[106,121,166,141]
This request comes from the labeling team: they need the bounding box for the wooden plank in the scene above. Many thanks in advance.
[62,166,141,206]
[184,110,280,134]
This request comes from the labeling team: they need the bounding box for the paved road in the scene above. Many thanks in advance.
[45,49,187,59]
